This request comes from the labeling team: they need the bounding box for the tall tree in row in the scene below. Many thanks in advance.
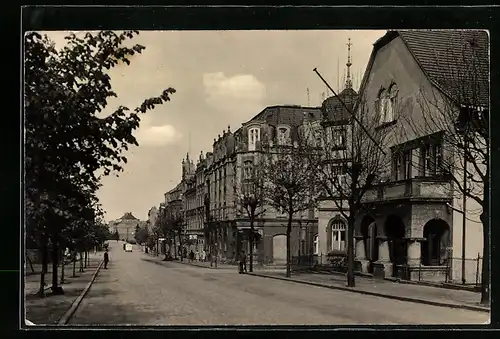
[24,30,176,296]
[233,159,266,272]
[260,133,322,278]
[309,97,393,287]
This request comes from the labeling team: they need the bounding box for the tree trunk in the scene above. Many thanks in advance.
[286,214,292,278]
[480,178,490,305]
[249,216,254,273]
[51,239,63,294]
[60,249,65,284]
[79,252,84,272]
[346,209,356,287]
[38,241,48,297]
[72,251,76,277]
[178,231,183,261]
[84,251,88,268]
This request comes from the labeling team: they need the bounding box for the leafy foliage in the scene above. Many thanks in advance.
[24,30,176,293]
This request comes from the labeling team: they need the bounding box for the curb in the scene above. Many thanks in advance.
[57,260,104,325]
[174,260,235,270]
[247,272,490,314]
[141,256,234,270]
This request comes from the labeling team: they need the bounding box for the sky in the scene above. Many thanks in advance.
[44,30,386,221]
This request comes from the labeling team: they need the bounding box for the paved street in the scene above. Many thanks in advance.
[69,241,489,325]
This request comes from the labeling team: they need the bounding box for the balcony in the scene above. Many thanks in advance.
[361,177,452,204]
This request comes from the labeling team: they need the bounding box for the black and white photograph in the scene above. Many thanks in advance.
[23,10,491,327]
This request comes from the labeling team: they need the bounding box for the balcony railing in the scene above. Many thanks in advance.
[361,177,452,204]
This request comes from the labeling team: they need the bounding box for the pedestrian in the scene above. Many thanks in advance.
[195,250,200,261]
[189,250,195,263]
[201,250,206,262]
[238,251,245,274]
[103,248,109,269]
[242,251,247,273]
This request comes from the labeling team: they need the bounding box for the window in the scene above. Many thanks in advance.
[243,160,253,179]
[278,126,290,145]
[331,127,347,148]
[393,149,412,181]
[315,135,322,147]
[377,85,398,125]
[388,84,399,121]
[248,127,260,151]
[313,235,319,255]
[331,165,347,188]
[419,143,443,177]
[331,220,346,252]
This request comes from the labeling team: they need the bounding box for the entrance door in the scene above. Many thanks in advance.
[272,235,287,264]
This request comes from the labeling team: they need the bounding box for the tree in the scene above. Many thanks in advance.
[260,134,322,278]
[167,210,185,261]
[312,98,393,287]
[134,225,150,246]
[203,194,223,267]
[112,229,120,241]
[233,160,266,272]
[400,32,489,304]
[25,30,176,297]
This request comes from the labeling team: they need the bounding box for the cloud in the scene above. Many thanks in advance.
[203,72,266,116]
[134,124,183,147]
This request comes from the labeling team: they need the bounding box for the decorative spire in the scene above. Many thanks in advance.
[345,37,353,89]
[228,125,231,133]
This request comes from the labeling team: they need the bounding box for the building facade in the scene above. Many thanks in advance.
[183,152,206,252]
[315,38,359,260]
[351,30,486,283]
[230,105,322,265]
[109,212,142,242]
[147,206,158,233]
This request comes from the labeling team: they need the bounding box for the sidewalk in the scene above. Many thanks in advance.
[247,270,490,313]
[24,252,104,325]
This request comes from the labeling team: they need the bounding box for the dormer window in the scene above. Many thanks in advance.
[248,127,260,151]
[277,125,291,145]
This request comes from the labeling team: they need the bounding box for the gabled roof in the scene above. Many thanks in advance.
[359,30,489,108]
[119,212,138,220]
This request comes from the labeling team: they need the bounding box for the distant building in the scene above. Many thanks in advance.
[182,152,206,252]
[147,206,158,232]
[109,212,142,242]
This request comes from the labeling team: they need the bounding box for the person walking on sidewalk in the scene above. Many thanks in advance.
[242,251,247,273]
[104,248,109,269]
[238,251,247,274]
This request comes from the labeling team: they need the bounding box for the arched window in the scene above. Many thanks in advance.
[248,127,260,151]
[313,234,319,255]
[331,220,346,252]
[387,83,399,122]
[421,219,450,266]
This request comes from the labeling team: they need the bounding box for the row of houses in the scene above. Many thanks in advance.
[149,30,488,283]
